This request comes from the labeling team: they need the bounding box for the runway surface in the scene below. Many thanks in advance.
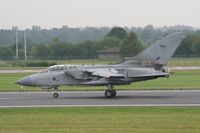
[0,90,200,107]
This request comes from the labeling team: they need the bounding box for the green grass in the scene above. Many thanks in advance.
[0,73,41,91]
[1,70,200,91]
[0,107,200,133]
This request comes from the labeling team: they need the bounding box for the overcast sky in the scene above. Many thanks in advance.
[0,0,199,29]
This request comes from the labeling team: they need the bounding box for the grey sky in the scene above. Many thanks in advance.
[0,0,199,29]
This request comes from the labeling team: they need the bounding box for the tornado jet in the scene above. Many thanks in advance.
[16,32,186,98]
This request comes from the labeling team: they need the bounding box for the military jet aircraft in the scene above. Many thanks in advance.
[16,32,186,98]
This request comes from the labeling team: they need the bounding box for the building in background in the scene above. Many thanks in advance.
[99,47,121,60]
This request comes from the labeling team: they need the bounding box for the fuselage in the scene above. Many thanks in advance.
[16,62,168,89]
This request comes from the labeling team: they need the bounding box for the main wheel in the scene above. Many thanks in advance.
[105,90,113,98]
[53,92,59,98]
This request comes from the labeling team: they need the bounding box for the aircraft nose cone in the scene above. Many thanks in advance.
[15,76,32,86]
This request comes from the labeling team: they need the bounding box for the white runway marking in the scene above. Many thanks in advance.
[0,104,200,108]
[1,90,200,94]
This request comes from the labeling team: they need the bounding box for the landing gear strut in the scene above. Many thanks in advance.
[105,84,117,98]
[53,87,59,98]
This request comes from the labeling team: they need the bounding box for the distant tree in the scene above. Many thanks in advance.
[76,40,99,59]
[99,37,121,49]
[191,34,200,56]
[30,44,49,59]
[106,27,127,39]
[175,33,200,57]
[0,47,14,60]
[140,25,161,44]
[30,38,99,60]
[120,32,143,57]
[175,34,194,57]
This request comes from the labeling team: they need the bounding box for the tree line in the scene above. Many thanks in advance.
[0,27,143,60]
[0,27,200,60]
[0,25,195,47]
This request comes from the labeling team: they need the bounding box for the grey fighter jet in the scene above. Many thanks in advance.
[16,32,186,98]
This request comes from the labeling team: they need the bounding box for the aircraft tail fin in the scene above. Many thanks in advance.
[130,32,186,65]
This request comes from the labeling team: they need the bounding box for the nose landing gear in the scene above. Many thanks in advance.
[53,87,59,98]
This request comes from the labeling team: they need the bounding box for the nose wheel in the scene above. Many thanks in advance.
[105,90,116,98]
[53,87,59,98]
[53,92,59,98]
[105,84,117,98]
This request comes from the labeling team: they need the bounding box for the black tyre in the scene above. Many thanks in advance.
[53,92,59,98]
[105,90,113,98]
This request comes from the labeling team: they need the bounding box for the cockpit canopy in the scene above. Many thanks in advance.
[48,65,79,72]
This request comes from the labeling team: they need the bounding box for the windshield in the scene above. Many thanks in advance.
[48,65,65,72]
[48,65,78,72]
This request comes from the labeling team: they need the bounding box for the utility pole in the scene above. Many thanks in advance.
[24,30,27,61]
[15,27,19,60]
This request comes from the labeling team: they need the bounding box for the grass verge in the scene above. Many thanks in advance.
[0,107,200,133]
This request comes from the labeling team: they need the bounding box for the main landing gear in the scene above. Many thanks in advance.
[53,87,59,98]
[105,84,117,98]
